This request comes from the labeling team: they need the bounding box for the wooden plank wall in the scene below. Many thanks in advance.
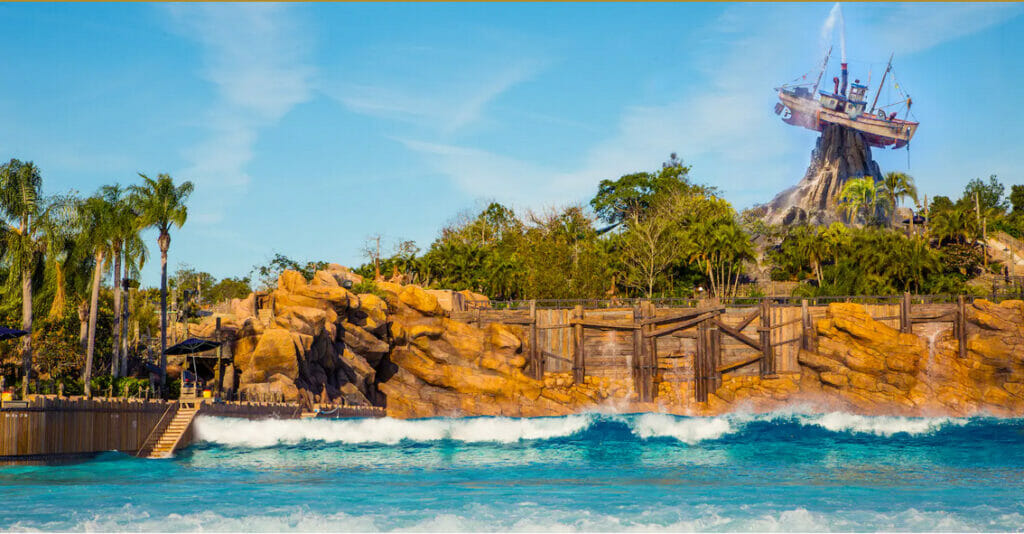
[451,300,959,399]
[0,397,171,459]
[0,398,312,461]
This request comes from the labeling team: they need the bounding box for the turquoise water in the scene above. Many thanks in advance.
[2,411,1024,531]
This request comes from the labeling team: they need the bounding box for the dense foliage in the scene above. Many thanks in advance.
[1,150,1020,395]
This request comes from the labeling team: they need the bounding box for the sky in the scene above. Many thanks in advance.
[2,2,1022,286]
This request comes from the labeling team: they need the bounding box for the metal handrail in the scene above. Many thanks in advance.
[135,403,176,457]
[162,407,200,457]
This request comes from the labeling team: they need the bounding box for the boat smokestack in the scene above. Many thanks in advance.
[840,62,848,96]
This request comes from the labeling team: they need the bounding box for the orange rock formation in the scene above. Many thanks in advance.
[194,270,1024,418]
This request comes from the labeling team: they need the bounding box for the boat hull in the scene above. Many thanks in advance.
[777,91,917,149]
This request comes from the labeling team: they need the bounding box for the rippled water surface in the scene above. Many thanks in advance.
[2,411,1024,531]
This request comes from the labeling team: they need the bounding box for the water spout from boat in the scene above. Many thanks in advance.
[822,3,847,64]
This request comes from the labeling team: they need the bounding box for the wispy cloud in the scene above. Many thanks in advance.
[163,3,314,219]
[869,3,1022,56]
[402,4,809,209]
[401,3,1023,211]
[327,54,545,135]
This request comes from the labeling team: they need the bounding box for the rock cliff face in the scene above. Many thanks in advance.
[758,124,884,226]
[704,301,1024,416]
[195,271,1024,418]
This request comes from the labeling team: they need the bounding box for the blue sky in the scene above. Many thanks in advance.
[2,2,1022,285]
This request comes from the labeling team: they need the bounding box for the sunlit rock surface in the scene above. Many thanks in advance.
[194,270,1024,417]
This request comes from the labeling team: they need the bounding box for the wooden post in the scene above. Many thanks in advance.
[632,302,644,397]
[572,305,585,384]
[695,319,706,403]
[957,295,968,359]
[214,317,224,396]
[709,322,721,394]
[900,292,913,334]
[801,299,812,351]
[528,300,541,380]
[643,300,657,402]
[759,300,774,377]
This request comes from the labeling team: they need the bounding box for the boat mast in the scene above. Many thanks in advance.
[812,46,833,94]
[870,52,894,114]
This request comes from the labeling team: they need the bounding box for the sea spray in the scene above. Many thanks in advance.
[195,411,976,448]
[630,413,735,444]
[193,413,593,447]
[794,412,967,437]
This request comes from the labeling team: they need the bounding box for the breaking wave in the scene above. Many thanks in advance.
[16,503,1024,532]
[193,414,593,447]
[195,410,987,448]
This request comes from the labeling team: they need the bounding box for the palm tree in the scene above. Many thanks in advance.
[838,177,888,225]
[100,185,148,378]
[78,195,116,397]
[930,207,978,245]
[129,173,193,392]
[881,172,919,228]
[119,235,148,376]
[0,160,72,396]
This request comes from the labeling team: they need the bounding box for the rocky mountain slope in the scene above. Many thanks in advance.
[755,123,884,226]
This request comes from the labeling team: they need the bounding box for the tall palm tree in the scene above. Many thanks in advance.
[129,173,193,392]
[78,195,116,397]
[0,160,72,396]
[100,185,148,378]
[119,236,148,376]
[881,172,919,227]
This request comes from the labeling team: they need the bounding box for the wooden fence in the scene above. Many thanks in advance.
[0,397,173,461]
[452,294,973,402]
[0,397,379,463]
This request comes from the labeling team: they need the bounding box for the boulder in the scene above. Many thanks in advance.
[248,328,299,383]
[398,285,443,316]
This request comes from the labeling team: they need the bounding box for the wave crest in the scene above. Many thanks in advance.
[195,410,977,449]
[194,414,592,447]
[794,412,968,437]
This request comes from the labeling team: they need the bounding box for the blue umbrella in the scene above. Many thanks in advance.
[0,327,29,341]
[164,337,221,356]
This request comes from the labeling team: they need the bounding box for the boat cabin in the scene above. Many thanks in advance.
[818,92,843,111]
[848,83,868,103]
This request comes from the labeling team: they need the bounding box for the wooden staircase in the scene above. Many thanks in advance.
[137,402,201,459]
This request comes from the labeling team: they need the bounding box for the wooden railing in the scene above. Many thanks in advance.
[451,292,987,403]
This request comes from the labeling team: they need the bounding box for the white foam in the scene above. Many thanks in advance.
[795,412,967,437]
[629,413,735,444]
[193,414,592,447]
[22,503,1018,532]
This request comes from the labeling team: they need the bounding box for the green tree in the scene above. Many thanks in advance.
[251,253,327,291]
[929,196,955,217]
[130,173,193,392]
[208,276,252,303]
[1010,185,1024,214]
[590,153,707,227]
[0,160,75,395]
[683,215,754,298]
[618,196,684,297]
[930,206,979,245]
[881,171,918,227]
[838,177,887,225]
[78,194,117,397]
[100,184,148,378]
[957,175,1007,214]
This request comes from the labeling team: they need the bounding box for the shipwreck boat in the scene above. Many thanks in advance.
[775,51,918,149]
